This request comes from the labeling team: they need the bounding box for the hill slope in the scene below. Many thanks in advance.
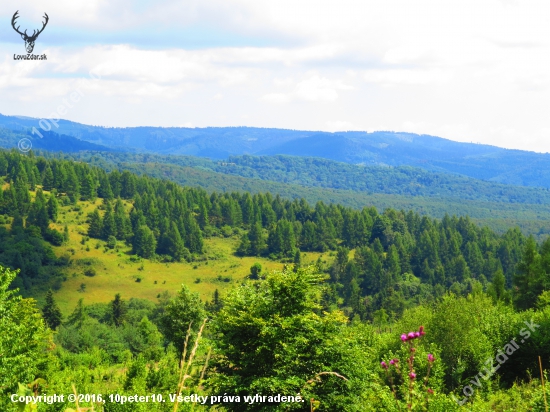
[37,150,550,237]
[1,113,550,188]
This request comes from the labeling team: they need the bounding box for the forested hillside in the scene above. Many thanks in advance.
[1,149,550,411]
[37,151,550,204]
[29,149,550,238]
[2,113,550,187]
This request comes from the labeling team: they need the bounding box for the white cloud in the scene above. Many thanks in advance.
[325,120,359,132]
[364,69,452,86]
[262,73,352,103]
[3,1,550,152]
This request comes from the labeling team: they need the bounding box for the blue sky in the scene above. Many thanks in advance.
[1,0,550,152]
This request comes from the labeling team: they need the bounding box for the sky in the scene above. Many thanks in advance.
[1,0,550,152]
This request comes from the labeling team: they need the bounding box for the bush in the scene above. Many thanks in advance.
[83,268,97,277]
[106,235,117,249]
[45,228,64,246]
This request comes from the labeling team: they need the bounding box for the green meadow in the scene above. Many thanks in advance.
[45,197,328,314]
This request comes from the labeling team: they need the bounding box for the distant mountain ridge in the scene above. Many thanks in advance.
[1,113,550,188]
[0,127,115,153]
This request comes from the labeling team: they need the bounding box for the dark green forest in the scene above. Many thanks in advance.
[24,148,550,239]
[1,149,550,411]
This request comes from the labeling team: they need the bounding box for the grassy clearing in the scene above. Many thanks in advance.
[47,198,330,315]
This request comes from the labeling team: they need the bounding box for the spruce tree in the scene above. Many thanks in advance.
[184,212,203,254]
[114,199,131,240]
[64,166,80,203]
[87,209,103,238]
[111,293,127,327]
[248,222,266,256]
[514,236,544,310]
[236,233,251,256]
[28,200,49,234]
[14,176,31,215]
[101,202,116,239]
[52,163,66,191]
[11,212,23,230]
[63,224,70,243]
[42,290,62,330]
[293,250,301,271]
[47,193,58,222]
[98,173,114,200]
[80,174,96,201]
[66,298,86,329]
[167,222,188,261]
[109,170,122,198]
[120,171,136,199]
[41,164,54,191]
[133,225,157,259]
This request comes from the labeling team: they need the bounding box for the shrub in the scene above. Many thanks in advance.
[106,235,117,249]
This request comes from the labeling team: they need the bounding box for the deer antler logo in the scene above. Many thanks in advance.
[11,11,49,54]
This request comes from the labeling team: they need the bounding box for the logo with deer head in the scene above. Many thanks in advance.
[11,11,49,54]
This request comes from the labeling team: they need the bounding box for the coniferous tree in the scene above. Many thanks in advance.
[52,163,66,191]
[11,212,23,230]
[236,233,251,256]
[167,222,188,261]
[41,164,54,192]
[109,170,122,198]
[27,200,49,234]
[101,202,116,240]
[206,289,223,313]
[120,171,136,199]
[87,209,103,238]
[63,224,70,243]
[385,244,401,282]
[64,166,80,203]
[114,198,131,240]
[80,173,96,201]
[133,225,157,259]
[42,290,62,330]
[514,236,544,310]
[487,269,507,303]
[248,222,266,256]
[184,212,203,253]
[197,202,209,229]
[66,298,86,329]
[111,293,127,327]
[98,173,114,200]
[47,192,58,222]
[14,177,31,215]
[293,250,301,271]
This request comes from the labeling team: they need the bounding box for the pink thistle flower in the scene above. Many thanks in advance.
[419,325,424,333]
[409,372,416,379]
[381,361,388,369]
[428,353,435,363]
[427,388,434,395]
[407,332,415,340]
[414,331,420,338]
[401,334,407,342]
